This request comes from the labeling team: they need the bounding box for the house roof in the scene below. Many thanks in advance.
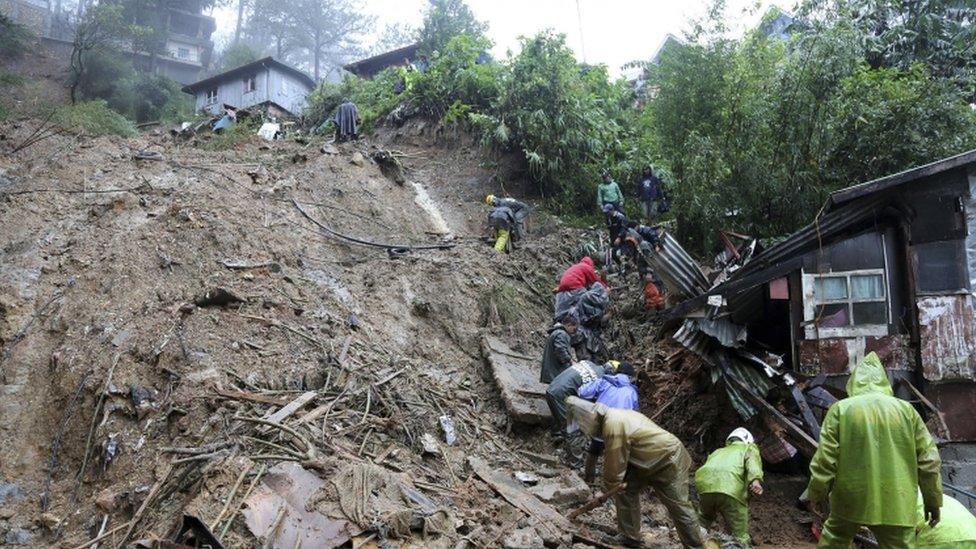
[343,43,421,77]
[649,34,685,64]
[828,148,976,209]
[181,57,315,94]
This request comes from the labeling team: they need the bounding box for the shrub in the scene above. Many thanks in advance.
[410,34,501,118]
[51,101,137,137]
[0,14,33,58]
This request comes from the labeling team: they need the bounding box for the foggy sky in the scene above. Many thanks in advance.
[211,0,780,77]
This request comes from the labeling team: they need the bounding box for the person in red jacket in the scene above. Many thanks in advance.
[555,257,605,320]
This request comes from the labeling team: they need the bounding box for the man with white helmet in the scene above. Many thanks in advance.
[694,428,764,545]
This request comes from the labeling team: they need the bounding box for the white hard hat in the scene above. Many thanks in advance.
[727,427,754,445]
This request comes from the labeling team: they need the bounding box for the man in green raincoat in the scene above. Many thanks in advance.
[805,352,943,548]
[695,427,764,545]
[916,489,976,548]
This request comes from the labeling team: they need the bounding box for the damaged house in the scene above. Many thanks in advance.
[667,149,976,500]
[182,57,315,117]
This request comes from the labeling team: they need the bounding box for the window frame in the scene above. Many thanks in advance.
[243,75,256,94]
[802,268,890,338]
[177,47,190,60]
[205,87,218,105]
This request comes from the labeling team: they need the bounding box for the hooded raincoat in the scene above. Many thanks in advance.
[806,352,942,527]
[695,440,763,505]
[578,373,638,411]
[916,492,976,548]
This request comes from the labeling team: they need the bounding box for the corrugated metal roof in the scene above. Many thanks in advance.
[648,232,710,300]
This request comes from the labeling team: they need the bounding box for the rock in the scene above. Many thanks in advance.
[95,488,118,511]
[193,287,244,308]
[420,433,440,455]
[350,152,365,167]
[503,526,544,549]
[38,512,59,529]
[514,471,540,485]
[0,482,24,505]
[130,385,156,419]
[111,329,132,347]
[320,143,339,155]
[4,528,32,545]
[527,471,590,505]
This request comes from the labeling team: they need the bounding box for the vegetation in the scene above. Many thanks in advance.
[416,0,488,55]
[0,14,33,58]
[50,100,138,137]
[307,0,976,254]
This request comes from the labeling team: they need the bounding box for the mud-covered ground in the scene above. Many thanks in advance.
[0,116,815,548]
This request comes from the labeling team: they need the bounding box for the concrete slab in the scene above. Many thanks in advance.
[481,335,550,425]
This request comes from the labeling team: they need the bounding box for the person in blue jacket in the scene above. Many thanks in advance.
[578,362,638,481]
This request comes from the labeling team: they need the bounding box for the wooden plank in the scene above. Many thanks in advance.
[481,335,550,425]
[468,457,572,543]
[790,385,821,440]
[295,403,330,425]
[264,391,317,424]
[213,388,290,407]
[725,375,819,457]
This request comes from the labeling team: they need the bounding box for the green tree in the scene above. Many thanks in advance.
[416,0,487,54]
[219,41,260,70]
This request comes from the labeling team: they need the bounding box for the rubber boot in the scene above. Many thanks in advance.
[584,453,597,483]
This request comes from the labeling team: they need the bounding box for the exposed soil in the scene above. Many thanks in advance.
[0,115,817,548]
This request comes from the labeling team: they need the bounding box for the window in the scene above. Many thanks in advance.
[243,75,256,93]
[177,47,190,60]
[808,270,888,334]
[205,88,218,104]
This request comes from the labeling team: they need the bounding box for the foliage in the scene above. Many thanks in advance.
[477,32,635,209]
[204,117,260,150]
[306,69,401,132]
[416,0,488,55]
[0,14,33,58]
[50,100,137,137]
[74,50,187,123]
[410,34,501,119]
[643,1,976,252]
[219,41,260,70]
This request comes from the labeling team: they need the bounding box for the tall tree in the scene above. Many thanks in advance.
[244,0,373,80]
[416,0,487,54]
[235,0,247,43]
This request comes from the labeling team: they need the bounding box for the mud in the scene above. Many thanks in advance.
[0,116,816,547]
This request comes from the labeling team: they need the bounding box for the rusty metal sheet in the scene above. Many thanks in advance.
[918,295,976,381]
[243,462,357,549]
[798,339,850,375]
[927,383,976,441]
[864,335,912,370]
[481,335,550,424]
[647,231,710,300]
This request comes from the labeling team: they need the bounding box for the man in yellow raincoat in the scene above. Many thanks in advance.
[695,427,764,545]
[915,489,976,548]
[566,396,703,548]
[805,352,943,548]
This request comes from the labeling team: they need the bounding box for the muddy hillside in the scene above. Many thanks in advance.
[0,120,809,548]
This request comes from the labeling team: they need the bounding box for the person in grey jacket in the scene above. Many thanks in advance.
[540,311,578,384]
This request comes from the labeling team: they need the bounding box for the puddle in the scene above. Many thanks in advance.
[409,181,450,235]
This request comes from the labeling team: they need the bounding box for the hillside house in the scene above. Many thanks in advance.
[182,57,315,117]
[343,43,421,79]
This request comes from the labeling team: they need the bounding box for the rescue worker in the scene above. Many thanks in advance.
[540,310,578,384]
[545,360,616,443]
[574,282,611,361]
[915,489,976,548]
[578,362,638,482]
[486,194,530,245]
[566,396,703,548]
[805,352,943,549]
[695,428,764,546]
[644,273,665,311]
[597,171,625,212]
[554,256,605,320]
[486,199,516,253]
[333,98,360,141]
[637,167,663,220]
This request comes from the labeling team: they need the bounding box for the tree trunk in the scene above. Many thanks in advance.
[234,0,245,43]
[313,29,321,81]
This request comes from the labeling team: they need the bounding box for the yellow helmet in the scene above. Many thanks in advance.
[606,360,621,372]
[485,194,496,205]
